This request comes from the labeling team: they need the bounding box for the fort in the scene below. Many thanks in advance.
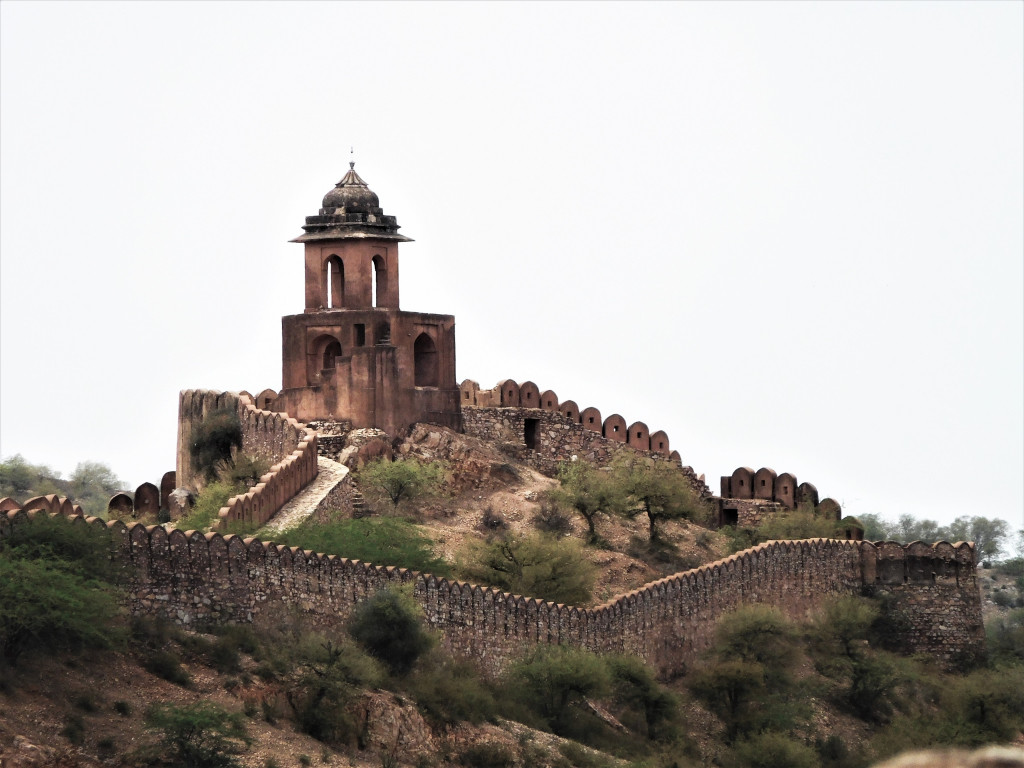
[0,164,985,674]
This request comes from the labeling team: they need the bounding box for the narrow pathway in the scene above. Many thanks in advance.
[257,455,349,537]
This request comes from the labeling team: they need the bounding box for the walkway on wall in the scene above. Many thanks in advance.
[257,455,348,536]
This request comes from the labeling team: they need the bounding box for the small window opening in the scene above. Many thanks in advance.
[738,480,745,487]
[372,255,385,307]
[463,391,470,400]
[524,418,540,450]
[612,425,620,433]
[782,485,788,493]
[588,417,594,424]
[761,479,766,487]
[658,442,664,449]
[354,324,366,346]
[723,508,739,527]
[636,431,643,439]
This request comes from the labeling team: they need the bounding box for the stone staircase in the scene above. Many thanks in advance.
[257,455,349,537]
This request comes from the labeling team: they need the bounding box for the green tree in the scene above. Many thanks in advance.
[606,654,677,740]
[357,457,445,512]
[686,605,800,742]
[277,517,450,576]
[285,638,382,744]
[612,455,706,542]
[0,557,122,664]
[550,460,626,544]
[944,515,1010,562]
[503,645,611,734]
[0,454,61,499]
[68,460,125,516]
[0,514,124,664]
[348,586,436,676]
[457,532,595,605]
[144,702,250,768]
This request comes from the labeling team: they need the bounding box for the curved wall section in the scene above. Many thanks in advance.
[1,509,982,677]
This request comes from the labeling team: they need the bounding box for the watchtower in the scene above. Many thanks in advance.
[274,164,460,435]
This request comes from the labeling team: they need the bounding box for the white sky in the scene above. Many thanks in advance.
[1,1,1021,533]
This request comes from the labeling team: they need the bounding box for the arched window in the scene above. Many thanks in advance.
[322,340,342,370]
[413,333,438,387]
[372,255,385,307]
[324,255,343,308]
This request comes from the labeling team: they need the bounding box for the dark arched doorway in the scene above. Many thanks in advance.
[413,333,438,387]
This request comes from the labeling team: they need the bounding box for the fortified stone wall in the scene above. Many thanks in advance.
[462,405,709,496]
[461,378,681,458]
[0,509,983,677]
[176,390,319,529]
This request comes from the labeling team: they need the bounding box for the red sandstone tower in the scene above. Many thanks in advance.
[273,164,460,435]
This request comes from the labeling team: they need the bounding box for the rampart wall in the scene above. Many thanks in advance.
[0,509,983,676]
[461,399,709,495]
[176,390,319,529]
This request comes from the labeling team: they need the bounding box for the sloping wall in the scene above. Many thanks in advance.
[0,509,984,675]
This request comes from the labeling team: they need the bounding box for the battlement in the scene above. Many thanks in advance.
[0,509,984,676]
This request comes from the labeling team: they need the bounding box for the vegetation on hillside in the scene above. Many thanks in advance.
[356,456,447,513]
[0,453,125,517]
[859,513,1016,563]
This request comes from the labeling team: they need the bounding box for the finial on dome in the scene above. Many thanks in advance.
[350,146,355,170]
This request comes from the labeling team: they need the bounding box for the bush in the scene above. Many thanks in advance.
[532,502,574,538]
[143,650,191,687]
[407,653,497,726]
[357,457,445,513]
[0,556,122,664]
[190,409,243,482]
[348,587,435,676]
[1,513,121,583]
[730,732,818,768]
[458,742,515,768]
[501,645,611,735]
[144,701,250,767]
[457,532,595,605]
[178,481,241,532]
[277,517,450,576]
[285,637,382,745]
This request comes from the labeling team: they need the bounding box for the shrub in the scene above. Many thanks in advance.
[143,649,191,687]
[178,481,241,532]
[457,532,595,605]
[0,556,122,664]
[502,645,611,735]
[458,742,515,768]
[730,732,818,768]
[532,502,574,538]
[606,654,677,740]
[190,408,243,482]
[550,460,626,544]
[348,587,435,676]
[408,653,497,726]
[277,517,450,576]
[0,513,120,583]
[145,701,250,768]
[357,457,445,513]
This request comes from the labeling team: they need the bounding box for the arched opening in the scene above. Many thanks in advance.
[322,340,342,370]
[372,255,385,307]
[324,255,343,308]
[413,333,439,387]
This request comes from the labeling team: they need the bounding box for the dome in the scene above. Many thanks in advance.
[322,163,380,213]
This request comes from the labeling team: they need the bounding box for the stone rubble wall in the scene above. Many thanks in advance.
[0,509,983,677]
[176,390,319,529]
[462,406,710,496]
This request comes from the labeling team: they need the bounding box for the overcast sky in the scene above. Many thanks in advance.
[2,2,1021,534]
